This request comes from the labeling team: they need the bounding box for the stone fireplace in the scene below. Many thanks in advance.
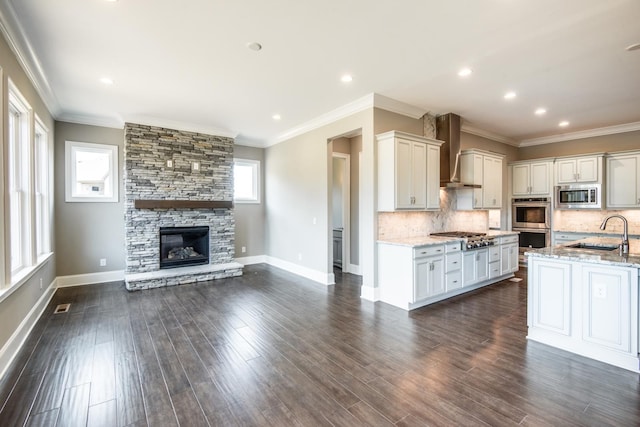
[123,123,242,290]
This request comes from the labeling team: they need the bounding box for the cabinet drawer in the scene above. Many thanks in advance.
[489,246,500,262]
[414,245,444,258]
[446,270,462,291]
[489,261,501,278]
[445,252,462,272]
[445,242,461,253]
[501,235,518,244]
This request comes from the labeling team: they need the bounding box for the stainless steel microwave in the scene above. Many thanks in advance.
[555,184,601,209]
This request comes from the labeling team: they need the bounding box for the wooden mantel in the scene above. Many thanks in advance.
[133,200,233,209]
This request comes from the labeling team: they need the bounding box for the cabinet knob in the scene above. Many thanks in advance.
[453,261,458,264]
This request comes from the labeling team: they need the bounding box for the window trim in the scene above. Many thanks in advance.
[233,158,261,204]
[65,140,119,203]
[35,116,52,258]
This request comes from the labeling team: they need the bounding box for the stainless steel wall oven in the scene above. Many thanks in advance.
[512,197,551,262]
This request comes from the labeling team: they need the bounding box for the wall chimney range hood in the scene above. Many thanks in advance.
[436,113,480,189]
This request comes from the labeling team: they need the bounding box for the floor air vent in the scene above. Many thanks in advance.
[54,304,70,314]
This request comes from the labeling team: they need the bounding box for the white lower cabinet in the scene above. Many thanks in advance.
[528,256,639,372]
[414,256,445,301]
[378,235,519,311]
[462,248,489,286]
[500,243,519,275]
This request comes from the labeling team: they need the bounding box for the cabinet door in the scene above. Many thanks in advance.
[581,265,633,353]
[501,243,518,274]
[512,164,531,196]
[530,162,551,195]
[482,156,502,208]
[462,251,477,286]
[414,257,444,301]
[530,259,572,335]
[473,154,483,207]
[576,157,598,182]
[425,144,440,209]
[411,141,427,209]
[395,139,413,208]
[476,249,489,282]
[557,159,578,184]
[606,155,639,208]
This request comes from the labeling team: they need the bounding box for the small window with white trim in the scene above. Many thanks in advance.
[233,159,260,203]
[65,141,119,202]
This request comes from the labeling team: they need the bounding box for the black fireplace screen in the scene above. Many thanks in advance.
[159,226,209,269]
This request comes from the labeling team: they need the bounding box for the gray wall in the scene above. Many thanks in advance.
[518,130,640,160]
[0,30,56,363]
[54,122,125,276]
[233,145,265,258]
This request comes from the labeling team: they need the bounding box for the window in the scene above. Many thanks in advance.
[65,141,119,202]
[233,159,260,203]
[8,83,32,275]
[35,118,51,257]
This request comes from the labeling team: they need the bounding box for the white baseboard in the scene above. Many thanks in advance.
[347,263,362,276]
[56,270,125,288]
[0,280,56,380]
[235,255,267,265]
[265,256,335,285]
[360,285,380,301]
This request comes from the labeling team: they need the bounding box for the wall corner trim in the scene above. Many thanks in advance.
[360,285,380,302]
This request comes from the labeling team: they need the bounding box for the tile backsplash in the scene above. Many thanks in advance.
[378,189,489,240]
[553,209,640,235]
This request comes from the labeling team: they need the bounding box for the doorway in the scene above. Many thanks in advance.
[329,132,362,276]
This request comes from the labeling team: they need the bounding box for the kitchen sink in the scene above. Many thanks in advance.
[564,243,619,251]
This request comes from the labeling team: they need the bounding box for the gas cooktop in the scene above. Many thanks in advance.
[430,231,495,250]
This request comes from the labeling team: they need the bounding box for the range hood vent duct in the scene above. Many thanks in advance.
[436,113,480,189]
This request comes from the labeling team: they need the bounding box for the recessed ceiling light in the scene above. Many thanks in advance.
[458,68,472,77]
[625,42,640,52]
[559,120,570,127]
[272,114,281,121]
[535,108,547,116]
[99,77,114,85]
[247,42,262,51]
[504,91,516,100]
[341,74,353,83]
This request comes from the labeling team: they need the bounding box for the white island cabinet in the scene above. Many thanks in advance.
[527,240,640,372]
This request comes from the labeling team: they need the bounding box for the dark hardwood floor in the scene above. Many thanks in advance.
[1,264,639,426]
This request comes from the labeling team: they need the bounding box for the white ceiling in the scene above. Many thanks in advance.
[1,0,639,147]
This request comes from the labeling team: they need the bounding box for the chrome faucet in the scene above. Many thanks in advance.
[600,214,629,255]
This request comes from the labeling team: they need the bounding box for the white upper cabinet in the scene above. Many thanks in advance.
[555,155,602,184]
[459,149,504,209]
[511,160,552,196]
[606,152,640,209]
[377,131,443,211]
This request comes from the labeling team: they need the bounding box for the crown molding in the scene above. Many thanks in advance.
[519,121,640,147]
[0,0,61,116]
[461,122,517,146]
[123,114,238,138]
[268,93,428,146]
[372,93,427,119]
[57,112,124,130]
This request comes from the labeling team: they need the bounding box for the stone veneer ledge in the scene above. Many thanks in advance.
[123,122,242,290]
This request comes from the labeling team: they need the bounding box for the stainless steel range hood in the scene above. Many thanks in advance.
[436,113,481,189]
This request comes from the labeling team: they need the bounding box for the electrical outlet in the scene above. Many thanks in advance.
[298,253,302,261]
[39,278,43,290]
[241,246,246,253]
[100,258,107,267]
[312,217,317,225]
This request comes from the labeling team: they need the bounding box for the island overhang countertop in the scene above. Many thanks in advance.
[525,237,640,269]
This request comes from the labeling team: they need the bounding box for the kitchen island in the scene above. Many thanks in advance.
[377,231,519,310]
[526,237,640,372]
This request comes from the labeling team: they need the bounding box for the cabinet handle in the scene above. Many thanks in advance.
[436,249,442,252]
[420,251,427,255]
[453,280,458,283]
[453,261,458,264]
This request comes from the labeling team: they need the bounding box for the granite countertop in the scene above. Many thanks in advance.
[378,230,519,248]
[526,237,640,268]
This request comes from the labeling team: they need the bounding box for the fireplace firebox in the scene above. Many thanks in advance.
[159,226,209,269]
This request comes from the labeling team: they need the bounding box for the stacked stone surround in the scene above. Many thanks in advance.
[124,122,242,290]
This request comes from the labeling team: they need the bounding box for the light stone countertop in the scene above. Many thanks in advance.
[525,237,640,269]
[378,230,519,248]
